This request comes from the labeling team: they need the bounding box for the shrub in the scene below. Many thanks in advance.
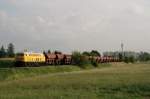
[124,56,135,63]
[72,51,81,66]
[72,51,91,68]
[91,60,98,67]
[0,60,14,68]
[90,50,101,56]
[129,56,135,63]
[124,57,129,63]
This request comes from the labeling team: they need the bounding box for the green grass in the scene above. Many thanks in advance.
[0,63,150,99]
[0,60,110,81]
[0,65,81,81]
[0,60,14,68]
[0,58,15,68]
[0,58,14,61]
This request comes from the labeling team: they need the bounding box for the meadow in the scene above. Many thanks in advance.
[0,63,149,99]
[0,59,14,68]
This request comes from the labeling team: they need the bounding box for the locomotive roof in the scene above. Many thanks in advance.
[17,52,44,56]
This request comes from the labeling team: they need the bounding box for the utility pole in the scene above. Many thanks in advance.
[121,43,124,59]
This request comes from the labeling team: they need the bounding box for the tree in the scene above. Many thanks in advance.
[129,56,135,63]
[90,50,101,56]
[48,50,51,54]
[72,51,90,67]
[124,56,135,63]
[72,51,82,65]
[124,56,129,63]
[0,45,6,58]
[54,50,62,54]
[138,52,150,61]
[7,43,15,57]
[43,51,46,55]
[119,53,123,61]
[82,51,91,56]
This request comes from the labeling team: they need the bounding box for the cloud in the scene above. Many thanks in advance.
[9,0,17,4]
[0,0,150,52]
[36,16,46,23]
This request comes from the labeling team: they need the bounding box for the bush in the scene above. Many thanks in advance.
[80,55,91,66]
[72,51,91,68]
[124,56,135,63]
[0,60,14,68]
[129,56,135,63]
[72,51,102,68]
[91,60,98,67]
[138,52,150,62]
[72,51,81,65]
[124,57,129,63]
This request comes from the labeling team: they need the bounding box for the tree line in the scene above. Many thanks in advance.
[1,43,150,64]
[72,50,150,67]
[103,51,150,63]
[0,43,15,58]
[72,50,101,68]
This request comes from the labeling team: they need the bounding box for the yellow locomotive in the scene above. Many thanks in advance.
[15,52,45,66]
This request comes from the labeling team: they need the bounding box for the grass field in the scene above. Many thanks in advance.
[0,58,14,61]
[0,63,149,99]
[0,58,15,68]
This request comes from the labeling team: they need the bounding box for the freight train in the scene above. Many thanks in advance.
[15,52,119,67]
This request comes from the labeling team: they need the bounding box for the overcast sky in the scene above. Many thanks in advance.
[0,0,150,53]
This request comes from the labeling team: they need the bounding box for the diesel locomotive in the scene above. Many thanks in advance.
[15,52,119,67]
[15,52,46,66]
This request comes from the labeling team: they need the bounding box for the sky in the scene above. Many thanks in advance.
[0,0,150,53]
